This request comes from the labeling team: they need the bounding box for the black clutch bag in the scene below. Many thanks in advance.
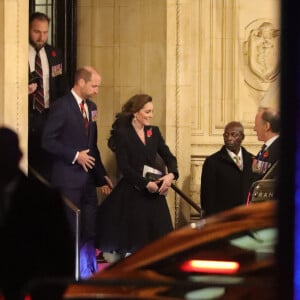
[145,172,161,181]
[145,172,163,188]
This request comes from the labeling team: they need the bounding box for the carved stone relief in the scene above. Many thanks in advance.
[243,19,280,105]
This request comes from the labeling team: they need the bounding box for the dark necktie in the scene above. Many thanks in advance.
[257,144,267,159]
[34,50,45,112]
[80,100,89,135]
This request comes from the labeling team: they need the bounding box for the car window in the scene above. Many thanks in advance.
[140,227,277,279]
[229,228,277,253]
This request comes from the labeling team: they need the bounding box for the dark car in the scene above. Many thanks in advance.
[62,200,277,299]
[247,161,278,204]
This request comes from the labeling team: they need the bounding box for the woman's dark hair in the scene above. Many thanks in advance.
[108,94,152,151]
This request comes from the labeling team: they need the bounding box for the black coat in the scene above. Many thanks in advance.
[114,125,179,189]
[253,137,280,181]
[201,146,255,216]
[96,125,179,253]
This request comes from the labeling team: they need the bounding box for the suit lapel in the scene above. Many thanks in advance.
[86,101,93,134]
[44,44,54,68]
[220,146,233,164]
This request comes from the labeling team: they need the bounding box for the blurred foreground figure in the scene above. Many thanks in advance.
[0,127,74,300]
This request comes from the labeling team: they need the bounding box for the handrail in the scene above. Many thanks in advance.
[144,170,204,218]
[171,183,204,218]
[28,166,81,281]
[63,197,81,281]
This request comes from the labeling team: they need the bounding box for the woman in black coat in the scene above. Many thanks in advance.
[96,94,179,257]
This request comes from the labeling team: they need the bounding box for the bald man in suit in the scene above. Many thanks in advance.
[201,121,255,216]
[252,107,280,180]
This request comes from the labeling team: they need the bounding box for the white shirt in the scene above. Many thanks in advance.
[29,45,50,108]
[226,148,243,170]
[71,89,89,120]
[264,135,279,150]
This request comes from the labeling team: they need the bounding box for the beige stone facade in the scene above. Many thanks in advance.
[0,0,280,227]
[0,0,29,172]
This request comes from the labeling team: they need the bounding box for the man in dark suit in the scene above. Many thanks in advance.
[252,107,280,180]
[0,127,74,300]
[200,121,255,216]
[28,12,69,182]
[42,66,113,279]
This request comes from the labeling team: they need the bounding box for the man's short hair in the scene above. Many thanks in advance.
[29,12,50,25]
[74,66,97,84]
[260,108,280,133]
[74,68,91,83]
[224,121,245,138]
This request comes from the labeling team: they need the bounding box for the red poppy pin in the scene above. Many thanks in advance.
[263,151,269,158]
[51,50,57,57]
[146,128,152,138]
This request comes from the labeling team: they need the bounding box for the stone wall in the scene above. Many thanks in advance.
[0,0,280,226]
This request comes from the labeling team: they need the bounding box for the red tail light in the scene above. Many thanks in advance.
[180,259,240,274]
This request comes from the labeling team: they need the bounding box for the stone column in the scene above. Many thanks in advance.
[0,0,29,172]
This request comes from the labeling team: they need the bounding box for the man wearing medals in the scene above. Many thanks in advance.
[253,107,280,180]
